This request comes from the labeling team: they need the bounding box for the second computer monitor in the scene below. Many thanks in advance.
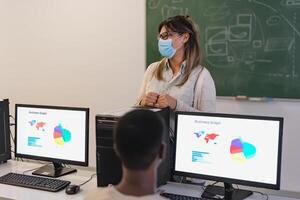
[15,104,89,177]
[174,111,283,199]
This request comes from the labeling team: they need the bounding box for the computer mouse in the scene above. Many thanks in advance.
[65,184,80,195]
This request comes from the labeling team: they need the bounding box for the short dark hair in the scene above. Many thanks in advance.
[113,109,165,170]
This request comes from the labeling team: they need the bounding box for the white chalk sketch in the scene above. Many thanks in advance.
[242,51,256,66]
[252,40,263,48]
[204,13,253,56]
[227,56,235,62]
[252,0,300,38]
[205,27,228,56]
[292,13,297,77]
[172,0,183,3]
[281,0,300,6]
[229,14,252,42]
[256,59,272,63]
[205,26,227,41]
[161,5,188,19]
[203,4,231,22]
[237,14,252,25]
[265,37,295,51]
[205,41,228,56]
[148,0,161,10]
[266,15,282,26]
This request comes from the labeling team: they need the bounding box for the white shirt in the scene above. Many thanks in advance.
[85,185,168,200]
[137,60,216,112]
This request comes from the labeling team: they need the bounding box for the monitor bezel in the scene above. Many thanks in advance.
[173,111,283,190]
[15,104,89,167]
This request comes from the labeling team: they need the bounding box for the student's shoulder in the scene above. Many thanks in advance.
[85,187,113,200]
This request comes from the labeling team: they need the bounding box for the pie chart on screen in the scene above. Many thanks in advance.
[53,124,71,145]
[230,138,256,162]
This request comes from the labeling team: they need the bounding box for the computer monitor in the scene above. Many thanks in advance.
[15,104,89,178]
[0,99,11,163]
[174,111,283,200]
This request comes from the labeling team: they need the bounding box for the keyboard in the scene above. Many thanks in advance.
[0,172,71,192]
[160,192,203,200]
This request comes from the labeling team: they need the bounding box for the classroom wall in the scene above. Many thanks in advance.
[0,0,299,193]
[0,0,145,173]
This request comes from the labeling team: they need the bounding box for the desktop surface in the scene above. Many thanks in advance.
[0,160,95,200]
[0,160,299,200]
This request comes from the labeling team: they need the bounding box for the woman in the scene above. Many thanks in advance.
[137,15,216,112]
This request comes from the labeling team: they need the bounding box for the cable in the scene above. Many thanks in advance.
[79,173,97,186]
[9,129,15,145]
[9,115,15,144]
[9,115,15,121]
[169,127,174,143]
[211,181,219,186]
[9,129,14,144]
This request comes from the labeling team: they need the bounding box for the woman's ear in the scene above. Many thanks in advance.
[182,32,190,43]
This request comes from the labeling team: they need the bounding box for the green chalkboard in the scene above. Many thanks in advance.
[146,0,300,98]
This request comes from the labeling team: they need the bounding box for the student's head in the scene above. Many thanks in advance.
[156,15,201,86]
[113,109,165,170]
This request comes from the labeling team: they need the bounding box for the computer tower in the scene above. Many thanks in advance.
[96,107,171,187]
[0,99,11,164]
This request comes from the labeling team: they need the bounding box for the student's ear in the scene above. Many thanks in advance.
[158,142,166,160]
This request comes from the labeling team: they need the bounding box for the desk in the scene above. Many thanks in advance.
[160,182,300,200]
[0,160,97,200]
[1,160,300,200]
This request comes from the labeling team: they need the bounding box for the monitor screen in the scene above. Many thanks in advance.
[174,112,283,199]
[15,104,89,177]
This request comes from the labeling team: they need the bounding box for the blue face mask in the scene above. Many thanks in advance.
[158,38,176,58]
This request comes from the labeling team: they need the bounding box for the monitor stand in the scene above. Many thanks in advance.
[32,162,77,178]
[201,183,253,200]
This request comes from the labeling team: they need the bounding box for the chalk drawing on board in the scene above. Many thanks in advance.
[227,56,235,62]
[252,0,300,38]
[241,51,256,67]
[172,0,183,3]
[203,4,231,22]
[264,37,295,51]
[266,15,282,26]
[205,26,227,41]
[253,40,263,48]
[255,59,272,63]
[281,0,300,7]
[161,5,188,19]
[229,14,252,42]
[292,13,298,78]
[205,26,228,56]
[148,0,161,10]
[206,41,228,56]
[236,14,252,25]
